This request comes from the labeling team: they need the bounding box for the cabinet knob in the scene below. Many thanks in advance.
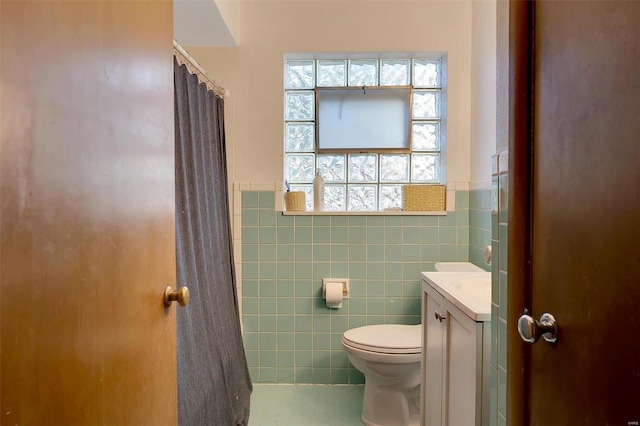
[434,311,447,322]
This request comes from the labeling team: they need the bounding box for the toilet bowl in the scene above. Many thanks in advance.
[342,324,422,426]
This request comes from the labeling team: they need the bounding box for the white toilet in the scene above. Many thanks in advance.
[342,324,422,426]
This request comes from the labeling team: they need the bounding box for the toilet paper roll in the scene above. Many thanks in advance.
[325,282,343,309]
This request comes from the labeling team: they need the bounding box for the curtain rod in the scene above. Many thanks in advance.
[173,39,228,98]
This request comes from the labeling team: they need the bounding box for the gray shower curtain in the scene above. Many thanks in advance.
[174,57,252,426]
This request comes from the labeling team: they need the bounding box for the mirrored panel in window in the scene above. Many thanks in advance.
[317,88,410,151]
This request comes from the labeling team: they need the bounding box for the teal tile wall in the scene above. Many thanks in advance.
[242,190,470,384]
[490,154,508,425]
[469,189,492,270]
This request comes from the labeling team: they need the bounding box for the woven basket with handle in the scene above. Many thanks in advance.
[284,191,306,212]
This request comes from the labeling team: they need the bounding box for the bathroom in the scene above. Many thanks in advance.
[2,0,636,423]
[183,0,508,424]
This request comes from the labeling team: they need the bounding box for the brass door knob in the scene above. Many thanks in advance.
[164,286,190,308]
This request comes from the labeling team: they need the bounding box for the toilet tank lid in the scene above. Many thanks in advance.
[343,324,421,351]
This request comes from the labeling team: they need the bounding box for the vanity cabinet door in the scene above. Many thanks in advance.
[422,280,487,426]
[443,301,482,426]
[422,284,445,426]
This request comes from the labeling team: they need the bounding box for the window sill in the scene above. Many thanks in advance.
[281,210,447,216]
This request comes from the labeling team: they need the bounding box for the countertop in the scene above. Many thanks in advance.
[421,271,492,322]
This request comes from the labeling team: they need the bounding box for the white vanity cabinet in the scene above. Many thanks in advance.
[421,273,491,426]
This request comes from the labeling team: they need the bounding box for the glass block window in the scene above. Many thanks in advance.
[381,59,410,86]
[284,56,444,211]
[317,60,346,87]
[348,60,378,86]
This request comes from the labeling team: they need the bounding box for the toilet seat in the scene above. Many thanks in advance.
[342,324,421,354]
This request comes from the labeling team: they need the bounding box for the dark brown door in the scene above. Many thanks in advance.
[1,1,177,424]
[510,1,640,424]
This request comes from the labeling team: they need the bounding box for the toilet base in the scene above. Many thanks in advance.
[360,383,420,426]
[361,415,420,426]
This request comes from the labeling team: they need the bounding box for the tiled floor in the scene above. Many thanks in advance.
[249,384,364,426]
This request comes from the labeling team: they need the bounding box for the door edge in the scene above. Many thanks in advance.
[507,0,534,425]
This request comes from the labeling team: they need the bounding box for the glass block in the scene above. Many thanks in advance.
[285,60,314,89]
[317,154,346,182]
[289,184,314,211]
[285,153,315,183]
[380,60,409,86]
[413,90,440,119]
[380,154,409,182]
[348,185,377,211]
[324,185,346,211]
[286,123,315,152]
[317,60,346,87]
[411,153,440,183]
[412,122,440,151]
[348,154,378,182]
[380,185,403,210]
[286,91,315,121]
[413,59,440,87]
[348,60,378,86]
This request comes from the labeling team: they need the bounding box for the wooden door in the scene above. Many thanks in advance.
[0,1,177,424]
[508,1,640,424]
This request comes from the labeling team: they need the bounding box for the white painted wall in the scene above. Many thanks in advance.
[174,0,237,47]
[187,1,474,188]
[496,0,509,153]
[470,0,497,186]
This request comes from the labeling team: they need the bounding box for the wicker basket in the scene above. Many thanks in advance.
[284,191,306,212]
[403,184,446,211]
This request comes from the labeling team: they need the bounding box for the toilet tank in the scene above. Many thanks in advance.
[434,262,485,272]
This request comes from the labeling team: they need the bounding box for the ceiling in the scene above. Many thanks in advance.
[173,0,236,47]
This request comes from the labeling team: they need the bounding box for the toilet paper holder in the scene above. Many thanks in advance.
[322,278,349,299]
